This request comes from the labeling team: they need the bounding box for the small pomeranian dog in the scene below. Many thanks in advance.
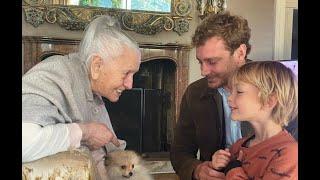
[104,150,153,180]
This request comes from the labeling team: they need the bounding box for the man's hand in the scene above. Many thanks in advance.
[78,122,120,150]
[211,148,231,170]
[193,161,225,180]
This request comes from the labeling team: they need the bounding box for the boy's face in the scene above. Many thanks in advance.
[227,81,270,122]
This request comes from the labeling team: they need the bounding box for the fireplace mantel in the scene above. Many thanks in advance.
[22,36,191,125]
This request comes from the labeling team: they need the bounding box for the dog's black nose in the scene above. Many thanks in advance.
[129,172,133,176]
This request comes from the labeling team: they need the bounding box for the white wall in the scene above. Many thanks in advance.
[22,0,275,84]
[228,0,275,60]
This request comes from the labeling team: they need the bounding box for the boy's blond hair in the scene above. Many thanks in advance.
[230,61,298,126]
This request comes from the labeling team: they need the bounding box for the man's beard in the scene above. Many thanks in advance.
[206,75,226,89]
[206,61,239,89]
[206,70,234,89]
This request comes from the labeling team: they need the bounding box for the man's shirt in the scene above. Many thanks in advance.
[218,87,242,148]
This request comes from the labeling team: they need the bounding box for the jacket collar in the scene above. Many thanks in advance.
[199,81,224,134]
[200,81,220,99]
[200,84,219,99]
[198,79,254,137]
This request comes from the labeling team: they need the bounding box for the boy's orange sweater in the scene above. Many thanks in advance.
[227,130,298,179]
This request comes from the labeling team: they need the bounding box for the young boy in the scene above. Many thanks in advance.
[211,61,298,179]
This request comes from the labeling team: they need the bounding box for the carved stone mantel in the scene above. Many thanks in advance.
[22,36,190,123]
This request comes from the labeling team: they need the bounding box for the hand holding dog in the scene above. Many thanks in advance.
[78,121,120,150]
[211,148,231,171]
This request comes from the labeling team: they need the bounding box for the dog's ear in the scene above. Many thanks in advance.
[104,154,112,166]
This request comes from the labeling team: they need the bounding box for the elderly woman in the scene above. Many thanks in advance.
[22,15,141,179]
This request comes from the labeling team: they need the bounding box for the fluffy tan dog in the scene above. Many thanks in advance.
[104,150,153,180]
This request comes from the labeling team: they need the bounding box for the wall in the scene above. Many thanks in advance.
[22,0,275,84]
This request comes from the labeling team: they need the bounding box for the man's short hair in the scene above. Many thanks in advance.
[192,11,251,57]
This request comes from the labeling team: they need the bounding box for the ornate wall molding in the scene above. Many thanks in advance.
[22,0,193,35]
[196,0,227,19]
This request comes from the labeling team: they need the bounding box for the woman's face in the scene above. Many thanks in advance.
[91,48,141,102]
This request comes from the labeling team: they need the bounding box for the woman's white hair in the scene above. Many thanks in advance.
[79,15,140,69]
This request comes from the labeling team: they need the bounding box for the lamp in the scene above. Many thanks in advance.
[196,0,227,19]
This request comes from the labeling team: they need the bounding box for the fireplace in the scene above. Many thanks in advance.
[104,59,176,157]
[22,36,191,159]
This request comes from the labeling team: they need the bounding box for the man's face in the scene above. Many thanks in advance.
[91,47,141,102]
[196,36,244,89]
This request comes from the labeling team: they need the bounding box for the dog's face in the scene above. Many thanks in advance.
[105,150,142,178]
[118,162,136,178]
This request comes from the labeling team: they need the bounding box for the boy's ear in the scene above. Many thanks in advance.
[90,55,103,80]
[266,94,278,109]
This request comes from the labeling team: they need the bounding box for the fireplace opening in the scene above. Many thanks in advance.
[103,59,176,159]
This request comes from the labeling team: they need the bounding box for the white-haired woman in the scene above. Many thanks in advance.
[22,15,141,179]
